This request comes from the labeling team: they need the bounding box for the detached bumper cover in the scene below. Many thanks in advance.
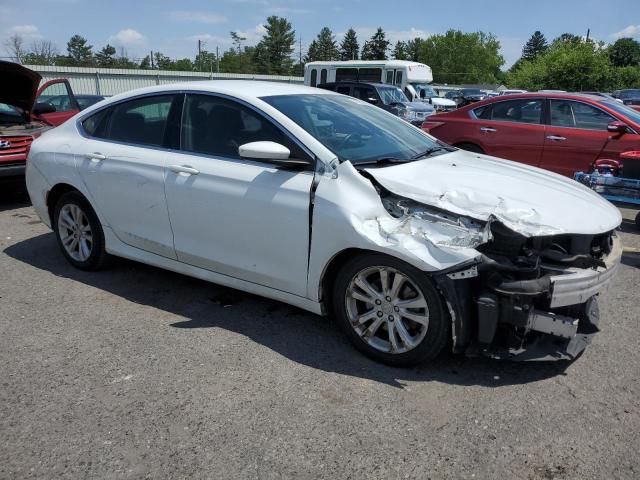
[549,235,622,308]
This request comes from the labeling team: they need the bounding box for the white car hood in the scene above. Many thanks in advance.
[429,97,457,107]
[364,151,622,237]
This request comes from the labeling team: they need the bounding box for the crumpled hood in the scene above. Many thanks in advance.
[0,61,42,112]
[401,101,434,113]
[429,97,457,107]
[364,150,622,236]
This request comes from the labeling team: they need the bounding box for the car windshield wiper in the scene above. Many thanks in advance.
[411,145,455,159]
[353,157,415,167]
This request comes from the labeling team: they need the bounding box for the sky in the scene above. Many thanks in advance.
[1,0,639,68]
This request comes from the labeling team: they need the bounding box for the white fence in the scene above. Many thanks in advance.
[26,65,304,97]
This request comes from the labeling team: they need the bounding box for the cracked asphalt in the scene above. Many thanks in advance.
[1,180,639,479]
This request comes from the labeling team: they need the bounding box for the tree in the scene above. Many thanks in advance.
[4,34,25,63]
[305,27,339,62]
[609,38,640,67]
[553,33,581,45]
[230,31,246,54]
[392,41,408,60]
[406,38,423,62]
[194,50,216,72]
[305,39,319,63]
[361,28,389,60]
[339,28,359,60]
[522,31,548,60]
[254,16,296,75]
[419,30,504,84]
[139,55,152,69]
[508,40,611,91]
[23,40,58,65]
[95,44,116,67]
[66,34,93,66]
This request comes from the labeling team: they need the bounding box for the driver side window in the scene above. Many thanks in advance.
[181,94,307,160]
[37,82,76,112]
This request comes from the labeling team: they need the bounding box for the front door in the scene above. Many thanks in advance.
[34,80,80,126]
[542,99,615,176]
[76,93,180,258]
[163,93,314,296]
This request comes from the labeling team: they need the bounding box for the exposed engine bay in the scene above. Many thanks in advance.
[378,188,621,361]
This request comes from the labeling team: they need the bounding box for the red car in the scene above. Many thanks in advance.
[0,61,80,178]
[423,93,640,177]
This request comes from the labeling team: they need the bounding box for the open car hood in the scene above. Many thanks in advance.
[364,150,622,237]
[0,61,42,112]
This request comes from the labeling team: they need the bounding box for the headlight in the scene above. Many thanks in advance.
[401,110,418,121]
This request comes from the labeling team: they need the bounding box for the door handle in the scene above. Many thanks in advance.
[87,152,106,162]
[168,164,200,175]
[546,135,567,141]
[480,127,496,132]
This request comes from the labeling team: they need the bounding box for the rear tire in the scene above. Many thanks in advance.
[331,253,449,367]
[455,143,485,154]
[53,191,111,271]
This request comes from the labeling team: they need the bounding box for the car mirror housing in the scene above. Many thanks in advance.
[239,141,290,160]
[607,121,628,134]
[33,102,56,115]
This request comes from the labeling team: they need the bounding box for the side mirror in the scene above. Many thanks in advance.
[607,121,628,134]
[419,90,426,99]
[428,97,433,104]
[366,97,379,105]
[238,141,309,169]
[33,102,56,115]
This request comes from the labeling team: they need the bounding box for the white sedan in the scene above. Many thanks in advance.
[26,81,622,365]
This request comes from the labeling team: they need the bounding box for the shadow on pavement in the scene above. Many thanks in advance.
[0,179,30,212]
[5,232,572,389]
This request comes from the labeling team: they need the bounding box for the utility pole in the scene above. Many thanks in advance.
[586,28,590,42]
[216,46,220,73]
[150,50,154,69]
[299,36,302,65]
[198,39,202,71]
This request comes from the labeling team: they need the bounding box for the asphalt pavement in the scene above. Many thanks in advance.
[1,181,639,479]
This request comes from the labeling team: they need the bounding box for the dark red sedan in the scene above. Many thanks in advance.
[423,93,640,177]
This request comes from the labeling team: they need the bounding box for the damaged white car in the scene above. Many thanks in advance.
[26,81,623,366]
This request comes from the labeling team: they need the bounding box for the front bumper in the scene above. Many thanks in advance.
[0,163,26,178]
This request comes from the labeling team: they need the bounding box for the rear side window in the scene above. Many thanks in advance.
[335,68,358,81]
[490,99,542,124]
[81,94,176,147]
[353,86,376,101]
[336,86,351,95]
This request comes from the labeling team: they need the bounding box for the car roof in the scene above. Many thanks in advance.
[104,80,334,104]
[467,91,608,107]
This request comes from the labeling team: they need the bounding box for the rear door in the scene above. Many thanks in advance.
[471,98,545,166]
[542,99,616,176]
[34,79,80,126]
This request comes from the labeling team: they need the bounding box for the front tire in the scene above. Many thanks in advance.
[455,143,485,154]
[53,191,111,270]
[332,254,449,367]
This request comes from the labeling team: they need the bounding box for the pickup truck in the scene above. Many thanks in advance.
[0,61,80,178]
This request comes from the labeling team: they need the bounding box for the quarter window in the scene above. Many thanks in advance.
[550,100,615,130]
[181,94,306,160]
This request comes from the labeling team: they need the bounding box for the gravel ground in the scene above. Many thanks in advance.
[1,181,639,480]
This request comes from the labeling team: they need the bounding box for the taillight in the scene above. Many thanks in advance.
[422,121,445,133]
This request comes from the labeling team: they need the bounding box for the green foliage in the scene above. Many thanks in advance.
[95,44,116,67]
[507,40,612,91]
[254,16,296,75]
[361,28,389,60]
[419,30,504,84]
[522,31,548,60]
[194,50,216,72]
[219,46,256,74]
[405,38,423,62]
[392,41,408,60]
[66,34,93,66]
[610,65,640,89]
[339,28,359,60]
[608,38,640,67]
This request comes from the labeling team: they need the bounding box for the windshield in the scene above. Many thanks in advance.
[619,90,640,99]
[601,100,640,124]
[377,86,408,105]
[411,83,437,98]
[261,94,443,165]
[0,103,25,126]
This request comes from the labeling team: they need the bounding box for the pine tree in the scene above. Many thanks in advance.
[522,31,548,61]
[314,27,339,61]
[361,28,389,60]
[95,44,116,67]
[254,16,296,75]
[305,40,319,63]
[392,41,408,60]
[339,28,359,60]
[66,34,93,66]
[406,38,423,62]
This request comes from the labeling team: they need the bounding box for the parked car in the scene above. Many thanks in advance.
[444,88,486,107]
[318,81,434,126]
[612,89,640,111]
[75,94,105,110]
[423,92,640,177]
[498,89,528,96]
[581,92,623,104]
[410,84,457,112]
[0,61,79,178]
[26,81,622,365]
